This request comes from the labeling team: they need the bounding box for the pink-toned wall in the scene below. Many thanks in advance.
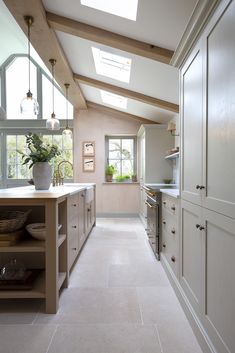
[73,108,142,216]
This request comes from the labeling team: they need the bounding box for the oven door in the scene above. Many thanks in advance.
[145,197,160,259]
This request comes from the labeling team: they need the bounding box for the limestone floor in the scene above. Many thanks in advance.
[0,218,203,353]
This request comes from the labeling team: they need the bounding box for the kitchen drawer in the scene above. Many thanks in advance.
[161,208,179,236]
[162,194,179,216]
[68,194,79,221]
[161,229,178,277]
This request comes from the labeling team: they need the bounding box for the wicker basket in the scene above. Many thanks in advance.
[0,210,31,234]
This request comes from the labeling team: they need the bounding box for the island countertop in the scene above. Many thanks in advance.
[0,183,95,200]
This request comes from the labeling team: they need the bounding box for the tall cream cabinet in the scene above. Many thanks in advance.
[138,125,174,225]
[179,1,235,353]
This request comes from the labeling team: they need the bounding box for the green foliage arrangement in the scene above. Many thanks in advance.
[116,175,130,182]
[105,164,116,176]
[18,133,61,168]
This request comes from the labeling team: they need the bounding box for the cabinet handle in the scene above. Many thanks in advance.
[196,185,200,189]
[200,185,205,190]
[72,225,77,229]
[162,243,166,248]
[171,229,176,234]
[196,224,200,229]
[171,256,176,263]
[171,206,176,211]
[162,220,166,225]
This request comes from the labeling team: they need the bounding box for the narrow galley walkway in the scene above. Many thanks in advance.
[0,218,203,353]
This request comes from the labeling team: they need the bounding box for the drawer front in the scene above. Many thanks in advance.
[68,194,79,222]
[161,208,179,235]
[161,229,178,276]
[162,194,179,216]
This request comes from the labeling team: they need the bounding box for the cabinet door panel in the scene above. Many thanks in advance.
[181,44,203,206]
[180,200,203,314]
[203,0,235,218]
[203,208,235,353]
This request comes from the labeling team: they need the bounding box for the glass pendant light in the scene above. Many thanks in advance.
[46,59,60,130]
[62,83,72,137]
[20,16,39,117]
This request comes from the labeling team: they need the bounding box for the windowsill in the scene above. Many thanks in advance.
[103,182,140,185]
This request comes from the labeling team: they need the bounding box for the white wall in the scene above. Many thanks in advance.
[73,108,142,216]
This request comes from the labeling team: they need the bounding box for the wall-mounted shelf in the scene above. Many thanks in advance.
[165,152,179,160]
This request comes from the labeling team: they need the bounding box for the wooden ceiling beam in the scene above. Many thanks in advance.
[3,0,87,109]
[46,11,174,64]
[87,101,156,124]
[75,74,179,113]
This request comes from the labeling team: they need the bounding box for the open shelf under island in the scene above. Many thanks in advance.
[0,183,96,313]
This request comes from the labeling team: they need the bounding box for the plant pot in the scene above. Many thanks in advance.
[106,174,113,182]
[32,162,52,190]
[132,176,137,182]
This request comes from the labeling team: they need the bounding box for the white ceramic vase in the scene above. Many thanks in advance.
[32,162,52,190]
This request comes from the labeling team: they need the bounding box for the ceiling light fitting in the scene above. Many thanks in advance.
[46,59,60,130]
[20,15,39,117]
[62,83,72,137]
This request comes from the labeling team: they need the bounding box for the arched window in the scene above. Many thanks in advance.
[5,56,38,119]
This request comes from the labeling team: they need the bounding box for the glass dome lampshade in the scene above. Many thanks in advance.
[46,58,60,130]
[62,83,72,137]
[46,112,60,130]
[20,16,39,118]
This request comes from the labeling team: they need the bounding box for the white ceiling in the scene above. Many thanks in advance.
[1,0,198,123]
[43,0,197,51]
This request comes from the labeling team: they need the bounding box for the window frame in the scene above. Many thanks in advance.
[105,135,137,181]
[0,129,74,189]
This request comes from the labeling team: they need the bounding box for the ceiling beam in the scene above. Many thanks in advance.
[75,74,179,113]
[46,11,174,64]
[3,0,87,109]
[87,101,156,124]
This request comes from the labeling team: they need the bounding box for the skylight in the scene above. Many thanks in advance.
[80,0,138,21]
[100,90,127,109]
[92,47,131,83]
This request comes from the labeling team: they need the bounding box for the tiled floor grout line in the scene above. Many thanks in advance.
[136,287,144,325]
[154,324,164,353]
[44,324,59,353]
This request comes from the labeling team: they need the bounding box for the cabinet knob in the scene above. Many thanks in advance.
[196,185,200,189]
[200,185,205,190]
[72,225,77,229]
[162,243,166,248]
[171,206,176,211]
[72,204,77,207]
[72,247,77,250]
[171,229,176,234]
[171,256,176,263]
[196,224,200,229]
[163,201,166,205]
[88,208,91,212]
[199,225,205,231]
[162,220,166,225]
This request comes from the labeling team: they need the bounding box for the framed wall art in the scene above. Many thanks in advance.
[83,157,95,172]
[83,141,95,156]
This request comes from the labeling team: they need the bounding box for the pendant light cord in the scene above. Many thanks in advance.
[66,85,68,128]
[27,18,31,93]
[52,63,55,115]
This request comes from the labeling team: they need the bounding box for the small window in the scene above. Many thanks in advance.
[105,136,136,180]
[6,133,73,181]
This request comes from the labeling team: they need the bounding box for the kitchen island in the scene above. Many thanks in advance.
[0,183,96,313]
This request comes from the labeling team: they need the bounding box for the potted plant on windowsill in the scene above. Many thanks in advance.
[105,164,115,182]
[18,133,61,190]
